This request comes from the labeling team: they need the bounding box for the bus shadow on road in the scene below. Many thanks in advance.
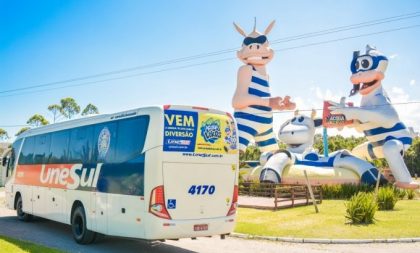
[0,215,197,253]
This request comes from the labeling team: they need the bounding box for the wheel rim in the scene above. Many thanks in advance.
[74,214,84,237]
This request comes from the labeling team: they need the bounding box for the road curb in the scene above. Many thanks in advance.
[229,233,420,244]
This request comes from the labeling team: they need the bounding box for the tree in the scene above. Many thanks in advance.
[405,137,420,176]
[27,114,49,127]
[15,127,30,136]
[48,104,62,123]
[0,128,9,141]
[81,103,99,116]
[60,97,80,119]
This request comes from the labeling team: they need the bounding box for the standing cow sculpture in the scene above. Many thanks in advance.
[232,19,295,153]
[329,45,419,189]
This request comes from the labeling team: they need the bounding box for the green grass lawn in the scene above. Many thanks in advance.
[235,200,420,239]
[0,235,63,253]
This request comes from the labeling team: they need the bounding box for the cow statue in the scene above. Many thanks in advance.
[259,110,384,185]
[329,45,419,189]
[232,19,295,154]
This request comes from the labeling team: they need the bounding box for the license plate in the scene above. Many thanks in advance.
[194,224,208,231]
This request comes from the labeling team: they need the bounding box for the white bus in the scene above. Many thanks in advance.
[4,105,239,244]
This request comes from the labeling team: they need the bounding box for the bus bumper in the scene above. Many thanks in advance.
[143,215,236,240]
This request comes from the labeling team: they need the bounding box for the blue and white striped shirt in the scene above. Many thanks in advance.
[234,66,273,130]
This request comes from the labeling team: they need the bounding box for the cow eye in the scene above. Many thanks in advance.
[361,59,370,68]
[298,116,304,122]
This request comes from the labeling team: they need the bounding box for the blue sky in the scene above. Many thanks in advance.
[1,0,420,138]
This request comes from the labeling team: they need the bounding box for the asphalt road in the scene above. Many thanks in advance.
[1,189,420,253]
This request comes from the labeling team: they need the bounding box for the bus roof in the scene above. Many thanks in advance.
[16,105,232,140]
[17,106,164,139]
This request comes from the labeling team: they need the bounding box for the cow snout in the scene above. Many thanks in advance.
[248,43,261,51]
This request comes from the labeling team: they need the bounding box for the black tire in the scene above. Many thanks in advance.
[71,205,96,244]
[16,196,33,222]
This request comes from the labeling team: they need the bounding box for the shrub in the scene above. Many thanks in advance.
[407,189,415,200]
[377,186,398,210]
[322,183,375,199]
[345,192,377,224]
[238,169,248,185]
[393,187,407,200]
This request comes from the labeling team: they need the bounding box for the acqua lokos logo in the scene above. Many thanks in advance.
[39,164,102,190]
[200,118,221,144]
[326,114,347,125]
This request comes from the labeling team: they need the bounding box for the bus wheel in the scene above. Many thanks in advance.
[16,196,32,222]
[71,205,96,244]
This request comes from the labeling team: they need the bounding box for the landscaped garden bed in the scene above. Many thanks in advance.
[235,200,420,239]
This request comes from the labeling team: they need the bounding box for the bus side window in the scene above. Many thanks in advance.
[49,130,70,164]
[18,137,36,165]
[69,126,94,164]
[99,116,149,196]
[115,116,150,162]
[33,134,51,164]
[7,139,22,177]
[93,123,117,163]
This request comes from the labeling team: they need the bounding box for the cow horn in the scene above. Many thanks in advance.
[233,22,247,37]
[264,20,276,35]
[311,109,316,119]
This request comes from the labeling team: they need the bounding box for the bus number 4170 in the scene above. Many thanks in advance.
[188,185,215,195]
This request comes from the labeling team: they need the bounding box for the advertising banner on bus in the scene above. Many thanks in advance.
[163,109,237,154]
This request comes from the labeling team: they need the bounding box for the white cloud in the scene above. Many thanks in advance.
[313,86,342,101]
[388,86,420,133]
[409,79,416,86]
[389,53,398,59]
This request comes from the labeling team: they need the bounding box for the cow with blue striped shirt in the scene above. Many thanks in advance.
[329,45,418,189]
[232,19,295,153]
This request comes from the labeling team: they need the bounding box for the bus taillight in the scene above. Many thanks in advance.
[227,185,238,216]
[149,185,171,220]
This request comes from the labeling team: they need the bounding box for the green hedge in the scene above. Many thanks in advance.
[321,183,375,199]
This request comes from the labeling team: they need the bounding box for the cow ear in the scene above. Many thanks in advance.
[314,118,323,128]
